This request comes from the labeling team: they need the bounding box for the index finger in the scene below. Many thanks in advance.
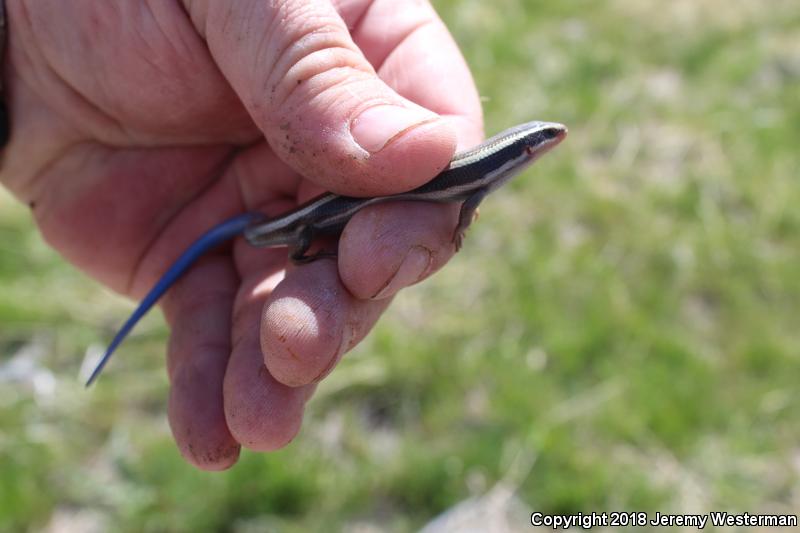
[334,0,483,299]
[335,0,484,147]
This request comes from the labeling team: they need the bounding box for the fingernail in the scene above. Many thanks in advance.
[372,245,432,299]
[351,105,437,153]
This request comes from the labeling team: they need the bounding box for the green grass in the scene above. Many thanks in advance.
[2,0,800,531]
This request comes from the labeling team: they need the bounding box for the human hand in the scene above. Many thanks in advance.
[0,0,482,469]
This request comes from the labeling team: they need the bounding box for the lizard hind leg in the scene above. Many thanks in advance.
[289,225,338,264]
[453,188,489,251]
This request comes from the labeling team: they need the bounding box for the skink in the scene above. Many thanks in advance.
[85,120,567,386]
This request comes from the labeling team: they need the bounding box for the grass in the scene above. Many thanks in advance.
[2,0,800,531]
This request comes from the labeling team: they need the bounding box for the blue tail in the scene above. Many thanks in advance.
[85,212,263,386]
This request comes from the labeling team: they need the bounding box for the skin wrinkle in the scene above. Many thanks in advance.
[310,342,343,382]
[169,282,237,324]
[271,39,371,113]
[32,147,95,218]
[167,334,231,368]
[305,70,377,119]
[332,0,372,31]
[312,296,359,382]
[20,137,82,214]
[312,290,390,381]
[257,3,288,99]
[270,20,357,80]
[28,1,253,144]
[35,53,129,144]
[317,296,344,368]
[165,267,238,324]
[14,4,131,142]
[280,53,374,116]
[231,319,258,351]
[125,147,238,295]
[370,243,433,299]
[176,1,204,39]
[247,3,318,106]
[246,183,301,213]
[144,0,198,62]
[229,142,302,210]
[32,146,121,263]
[228,146,256,214]
[371,18,436,72]
[169,339,231,384]
[111,4,248,141]
[231,271,283,354]
[304,69,376,113]
[252,16,278,103]
[225,369,306,451]
[312,280,389,382]
[127,8,177,86]
[284,345,302,363]
[345,0,437,69]
[3,28,86,197]
[267,2,353,79]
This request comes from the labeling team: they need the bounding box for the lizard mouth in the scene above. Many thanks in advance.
[525,126,568,156]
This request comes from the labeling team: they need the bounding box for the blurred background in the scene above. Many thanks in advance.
[2,0,799,531]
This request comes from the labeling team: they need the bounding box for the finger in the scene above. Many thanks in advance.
[339,0,484,148]
[161,256,241,470]
[330,0,484,298]
[222,246,315,450]
[149,142,297,468]
[338,201,460,300]
[260,259,390,387]
[185,0,458,196]
[226,141,387,390]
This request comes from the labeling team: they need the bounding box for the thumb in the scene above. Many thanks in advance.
[190,0,457,196]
